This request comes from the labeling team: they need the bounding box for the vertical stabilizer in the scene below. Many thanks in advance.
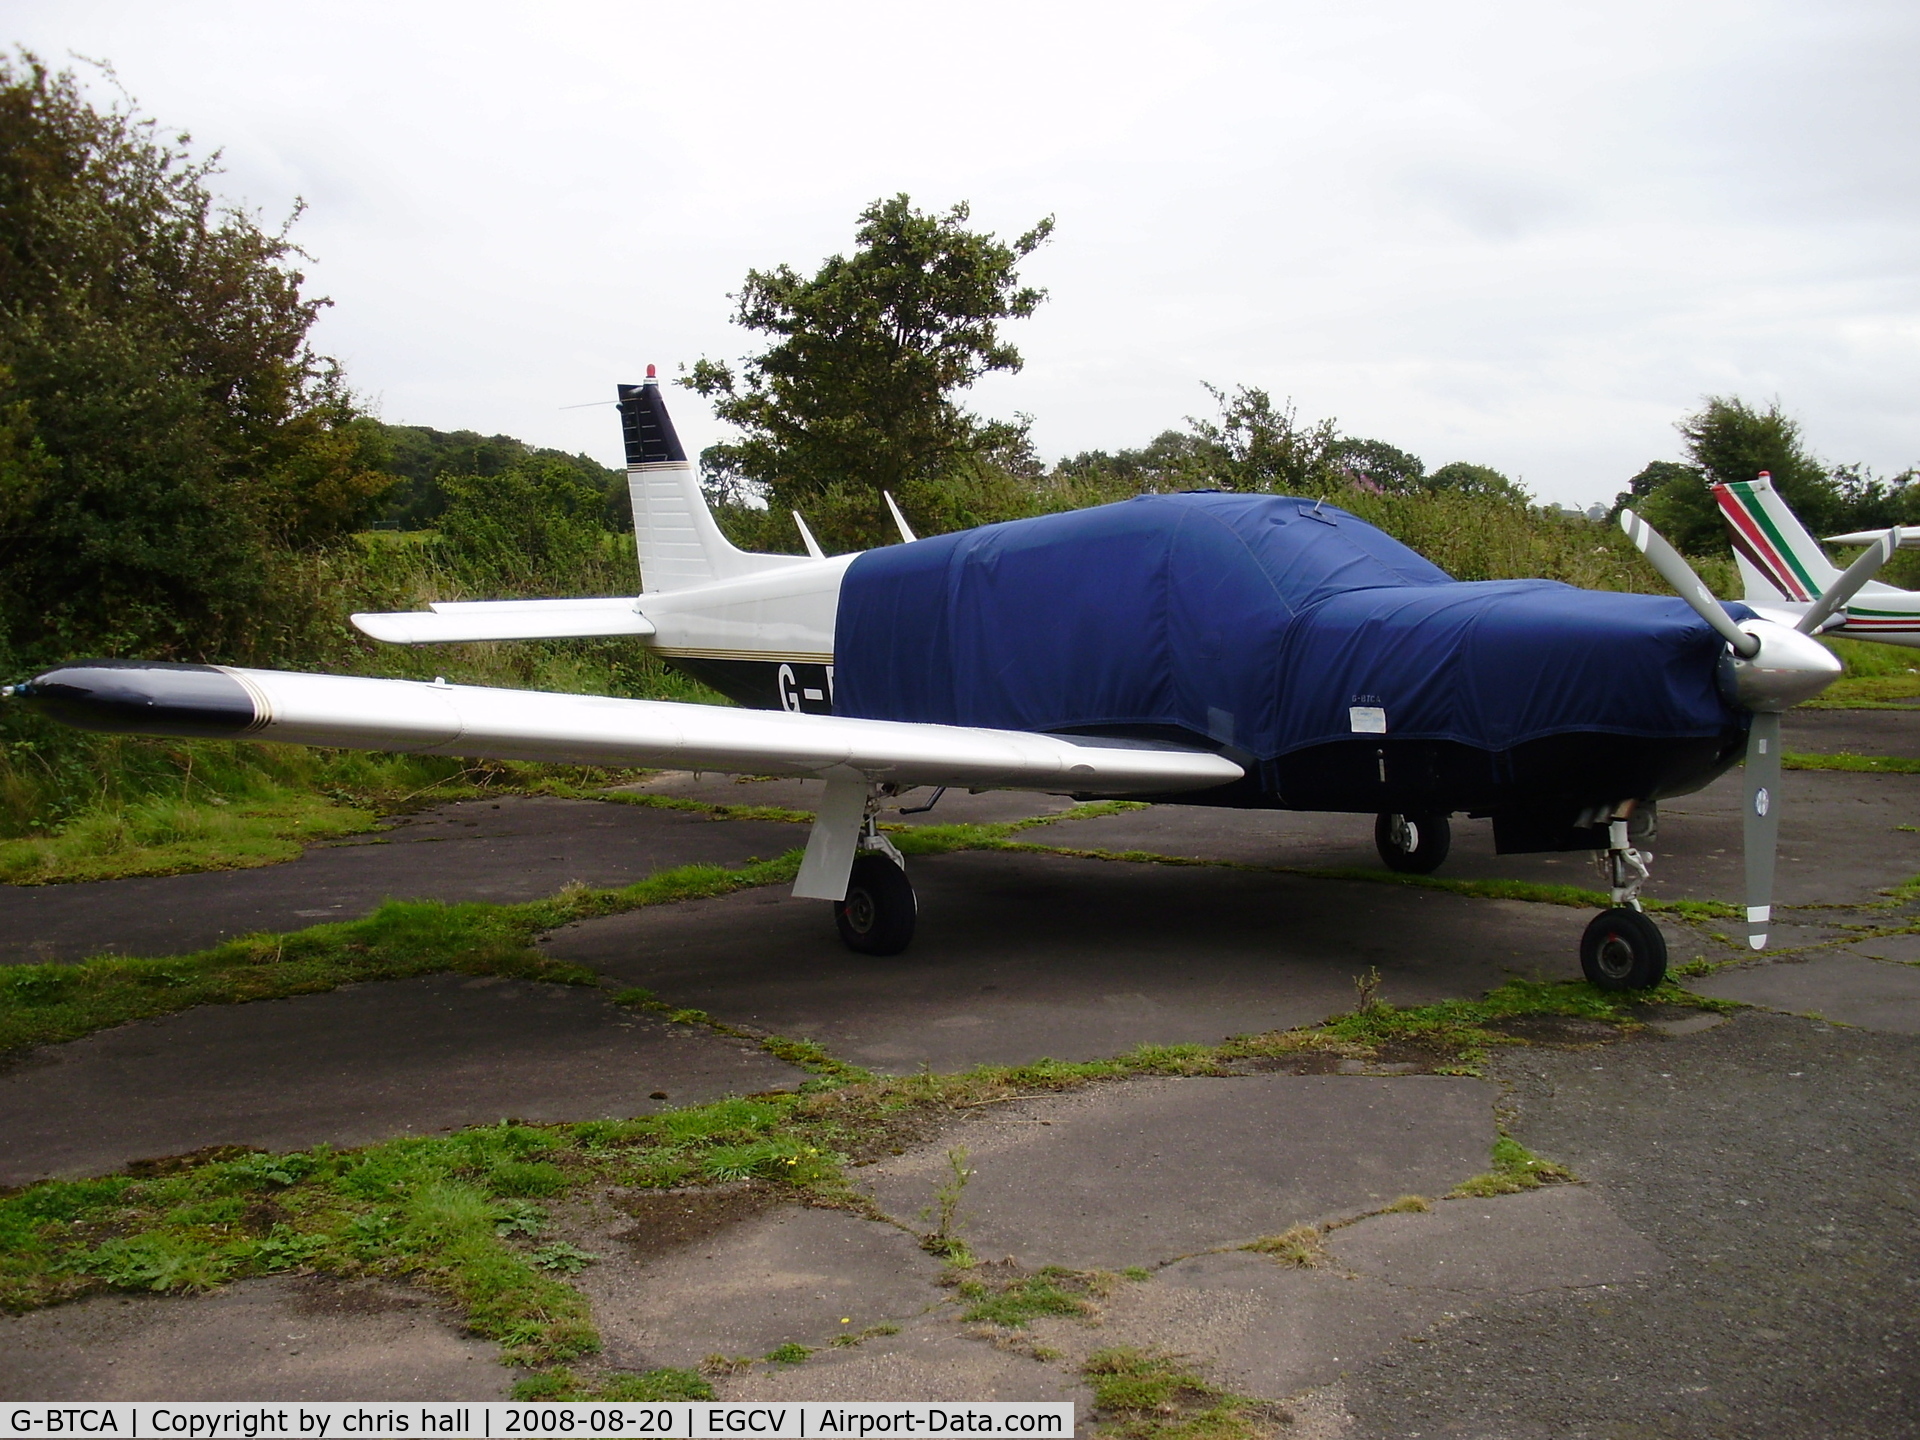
[618,368,807,592]
[1714,474,1840,604]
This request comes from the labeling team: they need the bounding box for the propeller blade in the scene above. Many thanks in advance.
[1795,526,1901,635]
[1619,511,1759,658]
[1743,711,1783,950]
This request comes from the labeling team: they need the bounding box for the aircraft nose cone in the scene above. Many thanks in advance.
[12,661,263,737]
[1724,621,1844,712]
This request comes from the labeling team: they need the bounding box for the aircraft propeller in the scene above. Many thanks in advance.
[1619,511,1900,949]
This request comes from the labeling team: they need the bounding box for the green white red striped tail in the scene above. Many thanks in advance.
[1716,473,1920,642]
[1714,474,1838,603]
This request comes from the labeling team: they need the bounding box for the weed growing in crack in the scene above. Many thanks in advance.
[961,1274,1092,1327]
[512,1368,715,1401]
[529,1242,599,1274]
[922,1146,974,1257]
[765,1343,811,1365]
[1083,1347,1279,1440]
[830,1323,901,1349]
[1246,1224,1326,1268]
[1449,1136,1576,1197]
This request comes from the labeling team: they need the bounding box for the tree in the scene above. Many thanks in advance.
[373,422,629,532]
[1182,384,1342,493]
[1612,397,1840,555]
[433,457,614,595]
[0,54,392,665]
[1426,460,1528,502]
[1328,437,1425,494]
[685,195,1054,517]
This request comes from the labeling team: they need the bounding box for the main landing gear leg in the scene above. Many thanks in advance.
[1580,805,1666,991]
[834,801,918,956]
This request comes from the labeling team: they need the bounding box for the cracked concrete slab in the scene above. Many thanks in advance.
[718,1316,1086,1403]
[1327,1184,1667,1292]
[1031,1252,1450,1403]
[0,1275,507,1400]
[569,1202,947,1369]
[1005,1186,1662,1405]
[1845,931,1920,963]
[1337,1011,1920,1438]
[859,1075,1497,1269]
[1684,952,1920,1033]
[0,795,808,966]
[546,851,1587,1072]
[0,975,803,1186]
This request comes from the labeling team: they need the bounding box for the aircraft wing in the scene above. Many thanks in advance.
[19,662,1245,797]
[352,598,654,643]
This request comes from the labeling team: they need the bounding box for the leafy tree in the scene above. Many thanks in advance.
[373,423,628,532]
[1612,397,1851,555]
[1426,460,1527,502]
[685,194,1054,526]
[1182,384,1342,493]
[433,457,617,595]
[0,53,393,665]
[1328,437,1425,494]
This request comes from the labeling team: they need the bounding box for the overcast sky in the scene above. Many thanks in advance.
[11,0,1919,506]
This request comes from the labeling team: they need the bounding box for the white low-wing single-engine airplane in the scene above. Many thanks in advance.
[1716,472,1920,646]
[10,374,1898,988]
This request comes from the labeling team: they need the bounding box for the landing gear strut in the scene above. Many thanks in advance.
[833,809,917,955]
[1375,812,1451,874]
[1581,807,1666,990]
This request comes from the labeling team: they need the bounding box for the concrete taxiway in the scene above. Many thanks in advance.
[0,708,1915,1430]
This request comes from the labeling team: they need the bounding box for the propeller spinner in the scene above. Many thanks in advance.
[1620,510,1899,949]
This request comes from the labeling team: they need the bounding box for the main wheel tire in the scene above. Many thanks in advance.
[1375,811,1452,874]
[834,853,918,956]
[1580,907,1668,991]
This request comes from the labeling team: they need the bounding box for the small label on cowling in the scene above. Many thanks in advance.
[1349,706,1387,734]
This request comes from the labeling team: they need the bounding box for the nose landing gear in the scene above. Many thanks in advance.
[1581,809,1667,990]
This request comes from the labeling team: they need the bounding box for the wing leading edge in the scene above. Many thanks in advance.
[18,659,1240,794]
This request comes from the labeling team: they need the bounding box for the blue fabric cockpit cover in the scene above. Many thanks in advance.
[832,492,1744,758]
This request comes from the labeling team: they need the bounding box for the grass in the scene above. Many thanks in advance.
[1785,752,1920,774]
[0,733,653,886]
[0,854,803,1054]
[1245,1224,1325,1268]
[1083,1347,1275,1440]
[0,961,1661,1369]
[1447,1135,1577,1198]
[1803,637,1920,709]
[960,1272,1095,1327]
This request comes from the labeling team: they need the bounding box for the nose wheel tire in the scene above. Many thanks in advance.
[1375,812,1451,874]
[834,853,918,955]
[1580,907,1668,991]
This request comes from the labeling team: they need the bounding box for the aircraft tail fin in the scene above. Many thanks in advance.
[618,369,806,592]
[1713,473,1841,604]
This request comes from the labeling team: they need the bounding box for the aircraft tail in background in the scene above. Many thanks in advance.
[618,368,811,593]
[1713,473,1842,604]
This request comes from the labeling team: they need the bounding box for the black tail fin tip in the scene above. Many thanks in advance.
[617,368,687,466]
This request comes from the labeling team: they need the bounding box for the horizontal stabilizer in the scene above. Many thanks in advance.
[352,598,655,644]
[19,661,1245,797]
